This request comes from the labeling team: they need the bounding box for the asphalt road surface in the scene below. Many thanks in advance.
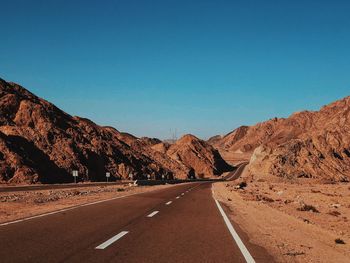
[0,177,273,262]
[0,181,273,262]
[224,162,249,181]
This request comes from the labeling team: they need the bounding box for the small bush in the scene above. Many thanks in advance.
[255,194,274,202]
[298,203,319,213]
[238,182,247,189]
[335,238,346,244]
[328,210,341,217]
[116,188,125,192]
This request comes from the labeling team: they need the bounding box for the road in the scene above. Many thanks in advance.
[0,164,273,262]
[223,162,249,181]
[0,179,273,263]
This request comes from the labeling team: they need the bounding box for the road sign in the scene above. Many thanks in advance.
[106,172,110,183]
[147,174,150,180]
[72,170,78,183]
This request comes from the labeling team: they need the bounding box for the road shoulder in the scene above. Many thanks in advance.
[212,182,350,262]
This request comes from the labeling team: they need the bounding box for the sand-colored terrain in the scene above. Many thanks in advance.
[0,184,172,224]
[213,179,350,262]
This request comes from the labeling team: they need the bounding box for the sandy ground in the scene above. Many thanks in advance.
[213,180,350,263]
[0,184,172,224]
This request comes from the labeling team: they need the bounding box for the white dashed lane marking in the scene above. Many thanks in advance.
[147,211,159,218]
[95,231,129,250]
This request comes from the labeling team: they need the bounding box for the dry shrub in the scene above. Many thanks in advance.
[335,238,346,244]
[297,203,319,213]
[328,210,341,217]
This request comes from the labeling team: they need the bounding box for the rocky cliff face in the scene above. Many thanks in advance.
[0,78,175,183]
[165,134,232,178]
[0,78,230,184]
[210,96,350,182]
[129,135,233,179]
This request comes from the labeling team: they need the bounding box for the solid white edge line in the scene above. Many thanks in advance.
[214,199,255,263]
[147,211,159,217]
[95,231,129,249]
[165,201,172,205]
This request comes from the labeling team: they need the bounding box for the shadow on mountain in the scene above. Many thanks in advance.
[4,134,71,183]
[213,150,234,174]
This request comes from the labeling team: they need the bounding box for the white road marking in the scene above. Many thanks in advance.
[176,196,180,199]
[95,231,129,249]
[181,193,184,195]
[166,201,172,205]
[214,199,255,263]
[147,211,159,217]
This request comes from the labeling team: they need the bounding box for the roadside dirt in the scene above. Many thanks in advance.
[213,180,350,262]
[0,184,172,224]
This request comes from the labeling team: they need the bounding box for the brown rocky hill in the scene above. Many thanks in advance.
[210,96,350,182]
[0,78,171,183]
[129,135,233,179]
[0,78,231,184]
[0,79,182,183]
[129,138,191,179]
[165,134,232,178]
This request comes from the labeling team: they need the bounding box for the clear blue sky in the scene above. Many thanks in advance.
[1,0,350,139]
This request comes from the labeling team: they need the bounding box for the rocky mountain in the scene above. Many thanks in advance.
[210,96,350,182]
[164,134,232,178]
[0,78,171,184]
[128,134,233,179]
[0,78,230,184]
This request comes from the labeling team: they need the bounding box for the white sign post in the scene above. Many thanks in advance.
[129,173,133,180]
[72,170,78,184]
[162,174,165,180]
[147,174,151,180]
[106,172,110,183]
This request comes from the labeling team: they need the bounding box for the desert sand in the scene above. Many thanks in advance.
[213,176,350,262]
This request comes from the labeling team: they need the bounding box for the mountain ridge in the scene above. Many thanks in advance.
[0,78,231,184]
[209,95,350,182]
